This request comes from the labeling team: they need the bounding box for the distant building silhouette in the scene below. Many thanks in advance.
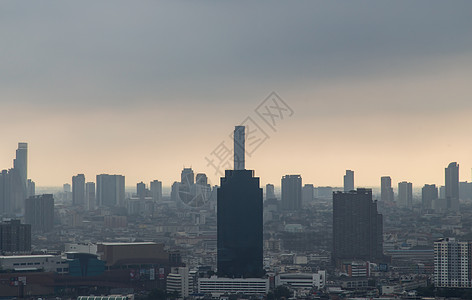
[302,184,314,204]
[380,176,394,202]
[150,180,163,201]
[445,162,459,211]
[0,219,31,253]
[96,174,125,207]
[137,181,147,199]
[343,170,354,192]
[422,184,438,211]
[281,175,302,211]
[72,174,85,207]
[25,194,54,232]
[181,168,194,185]
[0,143,31,214]
[333,188,384,263]
[233,125,245,170]
[397,181,412,209]
[265,184,276,200]
[85,182,96,211]
[217,126,263,278]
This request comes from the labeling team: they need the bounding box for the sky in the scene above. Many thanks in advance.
[1,1,472,188]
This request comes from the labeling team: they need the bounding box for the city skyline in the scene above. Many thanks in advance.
[2,1,472,187]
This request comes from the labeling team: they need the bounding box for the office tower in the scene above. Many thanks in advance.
[72,174,86,207]
[333,188,383,263]
[96,174,125,207]
[302,184,314,203]
[397,181,412,208]
[343,170,354,192]
[422,184,438,210]
[27,179,35,198]
[380,176,394,202]
[150,180,163,201]
[85,182,96,211]
[234,125,245,170]
[217,126,263,278]
[196,173,208,186]
[445,162,459,211]
[25,194,54,232]
[13,143,28,211]
[0,170,12,214]
[137,181,146,199]
[171,182,180,202]
[0,219,31,252]
[281,175,302,211]
[266,184,275,200]
[434,238,472,288]
[181,168,194,185]
[195,173,211,205]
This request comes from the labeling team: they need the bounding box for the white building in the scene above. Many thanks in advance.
[0,255,69,274]
[275,271,326,290]
[434,238,472,288]
[167,267,193,298]
[65,243,98,254]
[198,277,269,297]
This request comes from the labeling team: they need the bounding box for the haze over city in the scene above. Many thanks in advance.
[2,1,472,188]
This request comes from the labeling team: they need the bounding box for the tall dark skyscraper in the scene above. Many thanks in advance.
[96,174,125,207]
[422,184,438,210]
[217,126,263,278]
[445,162,459,211]
[380,176,394,202]
[72,174,85,207]
[281,175,302,211]
[333,188,384,263]
[25,194,54,232]
[85,181,96,211]
[343,170,354,192]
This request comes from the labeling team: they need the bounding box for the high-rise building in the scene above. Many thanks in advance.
[24,194,54,232]
[397,181,412,209]
[150,180,163,201]
[96,174,125,207]
[181,168,194,185]
[217,126,263,278]
[72,174,85,207]
[434,238,472,288]
[0,143,30,214]
[422,184,438,211]
[0,219,31,253]
[302,184,314,203]
[333,188,383,263]
[343,170,354,192]
[281,175,302,211]
[265,184,275,200]
[445,162,459,211]
[380,176,394,202]
[137,181,147,199]
[27,179,35,198]
[233,125,245,170]
[85,182,96,211]
[167,267,193,298]
[63,183,71,193]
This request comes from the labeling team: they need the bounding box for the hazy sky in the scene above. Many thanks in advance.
[1,1,472,188]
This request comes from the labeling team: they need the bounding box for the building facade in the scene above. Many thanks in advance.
[281,175,302,211]
[344,170,354,192]
[24,194,54,232]
[380,176,394,202]
[397,181,412,209]
[434,238,472,288]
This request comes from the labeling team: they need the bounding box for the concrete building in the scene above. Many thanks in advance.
[380,176,394,202]
[333,189,384,263]
[281,175,302,211]
[445,162,460,211]
[422,184,438,210]
[96,174,125,207]
[0,255,68,274]
[275,271,326,290]
[166,267,192,298]
[397,181,412,209]
[266,184,276,200]
[434,238,472,288]
[24,194,54,232]
[0,219,31,253]
[72,174,85,207]
[85,182,96,210]
[302,184,314,204]
[343,170,354,192]
[150,180,162,201]
[198,277,269,297]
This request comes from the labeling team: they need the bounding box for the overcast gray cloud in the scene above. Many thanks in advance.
[1,1,472,111]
